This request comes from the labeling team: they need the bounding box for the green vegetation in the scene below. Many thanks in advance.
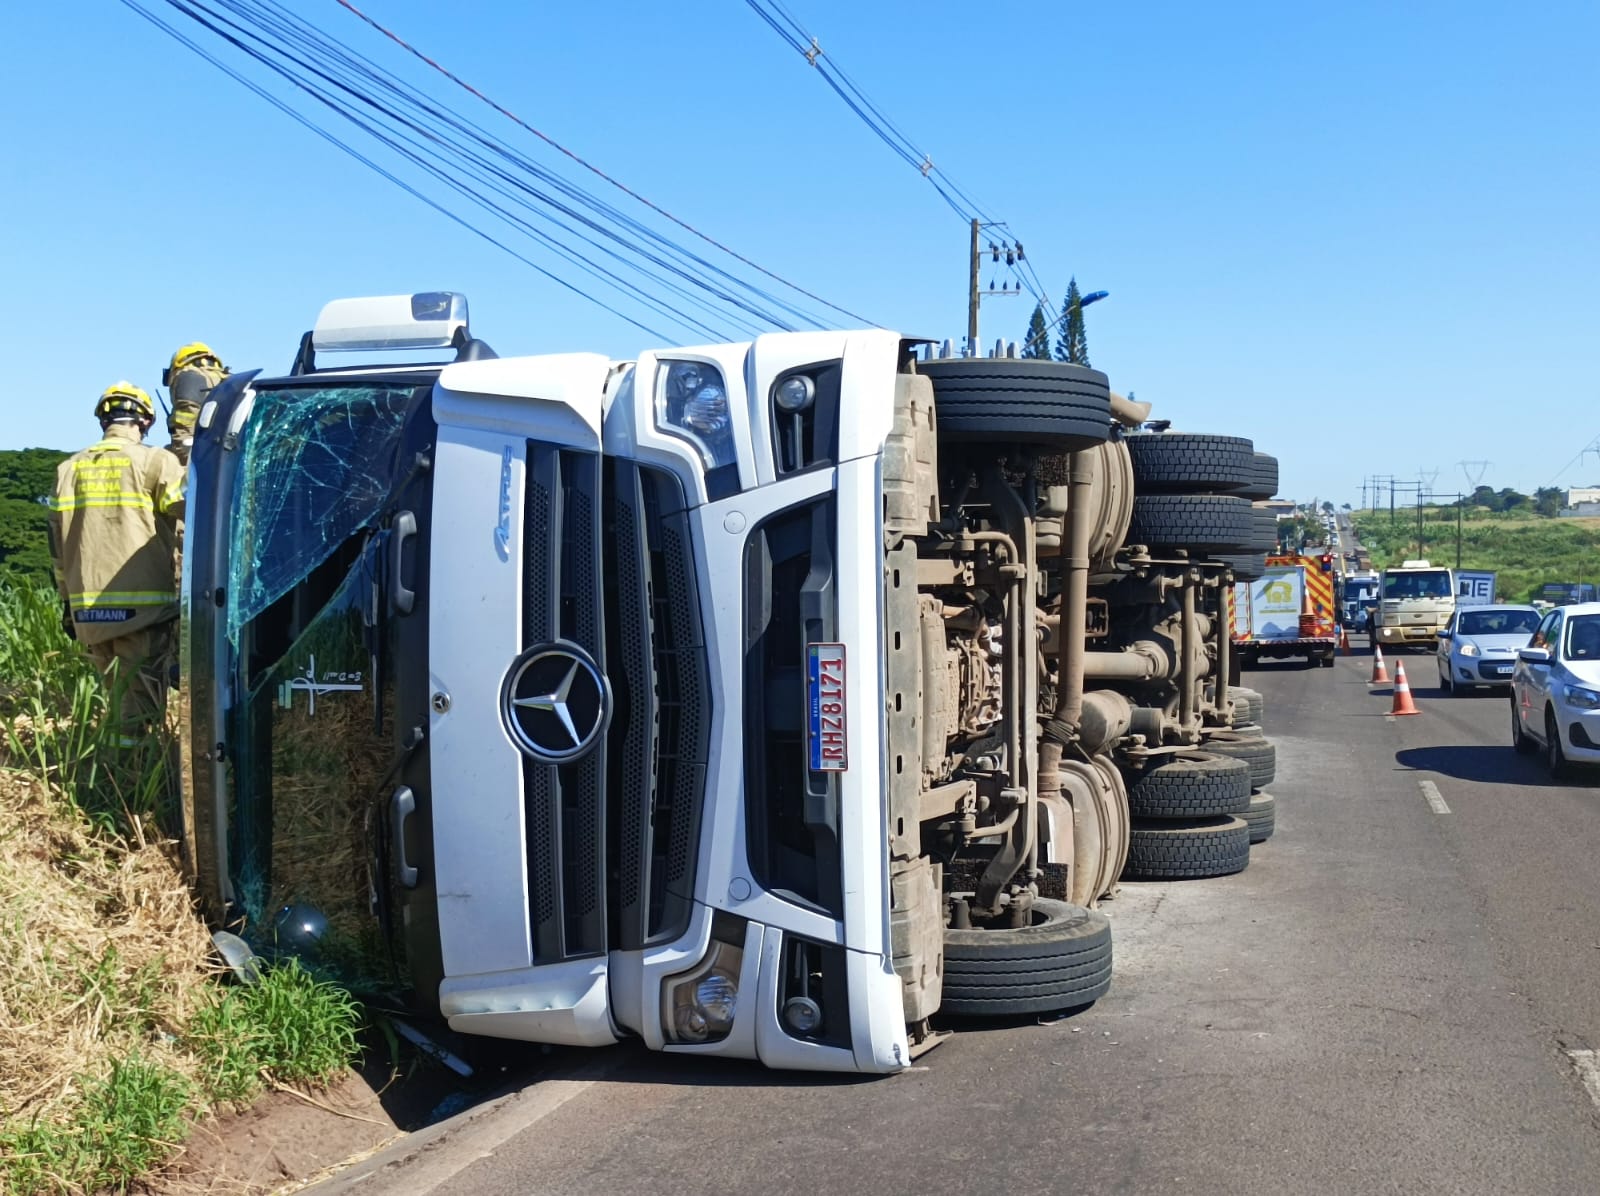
[1022,303,1052,359]
[0,447,69,582]
[1352,509,1600,602]
[188,960,362,1107]
[0,580,363,1194]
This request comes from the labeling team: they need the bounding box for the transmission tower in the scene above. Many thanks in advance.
[1459,460,1490,490]
[1418,467,1440,494]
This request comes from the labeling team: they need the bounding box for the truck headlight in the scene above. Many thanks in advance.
[1563,684,1600,710]
[1459,642,1480,658]
[657,359,736,470]
[662,938,743,1044]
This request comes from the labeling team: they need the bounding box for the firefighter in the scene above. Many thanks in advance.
[49,383,187,747]
[162,342,229,466]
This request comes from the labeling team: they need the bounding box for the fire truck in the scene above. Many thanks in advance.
[1230,553,1338,669]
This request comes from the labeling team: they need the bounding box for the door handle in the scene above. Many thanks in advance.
[391,511,417,615]
[391,786,418,888]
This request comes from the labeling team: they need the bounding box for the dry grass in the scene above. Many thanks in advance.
[0,764,215,1130]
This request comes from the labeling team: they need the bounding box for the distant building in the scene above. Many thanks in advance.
[1566,486,1600,507]
[1259,499,1296,517]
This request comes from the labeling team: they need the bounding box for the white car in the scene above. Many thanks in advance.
[1436,604,1539,692]
[1510,602,1600,778]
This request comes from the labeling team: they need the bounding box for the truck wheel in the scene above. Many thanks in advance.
[941,899,1113,1015]
[1201,732,1276,789]
[921,359,1111,451]
[1229,686,1265,726]
[1252,507,1279,552]
[1125,753,1250,818]
[1127,495,1253,553]
[1123,816,1250,880]
[1213,551,1266,580]
[1511,697,1536,755]
[1236,453,1279,501]
[1241,792,1276,843]
[1124,432,1254,493]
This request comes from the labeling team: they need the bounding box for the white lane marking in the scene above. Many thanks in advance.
[1566,1050,1600,1109]
[1419,779,1450,814]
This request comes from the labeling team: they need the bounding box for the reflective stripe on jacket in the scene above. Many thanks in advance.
[49,423,186,646]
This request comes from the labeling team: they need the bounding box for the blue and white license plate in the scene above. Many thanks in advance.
[807,642,848,772]
[1495,665,1513,676]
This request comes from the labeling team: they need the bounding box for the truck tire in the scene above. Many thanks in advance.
[1236,453,1279,501]
[1252,507,1279,552]
[1241,792,1276,843]
[1124,432,1254,493]
[1124,817,1251,880]
[1201,733,1276,788]
[921,359,1111,451]
[1230,686,1265,726]
[1127,495,1253,553]
[1125,753,1251,818]
[941,899,1113,1015]
[1213,551,1266,580]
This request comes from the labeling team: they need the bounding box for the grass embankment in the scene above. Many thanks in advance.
[1351,510,1600,602]
[0,581,361,1194]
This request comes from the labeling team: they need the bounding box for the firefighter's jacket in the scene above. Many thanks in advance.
[49,424,186,646]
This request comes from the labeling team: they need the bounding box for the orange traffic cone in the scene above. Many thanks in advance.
[1339,626,1351,655]
[1370,646,1390,684]
[1390,662,1419,715]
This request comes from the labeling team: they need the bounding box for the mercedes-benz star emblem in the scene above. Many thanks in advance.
[500,643,610,763]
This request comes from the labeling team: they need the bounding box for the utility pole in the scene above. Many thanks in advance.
[965,220,1023,356]
[967,218,980,356]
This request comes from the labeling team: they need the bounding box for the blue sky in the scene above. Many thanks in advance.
[4,1,1596,504]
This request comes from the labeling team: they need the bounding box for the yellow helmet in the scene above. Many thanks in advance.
[164,341,225,386]
[95,382,156,424]
[170,341,221,372]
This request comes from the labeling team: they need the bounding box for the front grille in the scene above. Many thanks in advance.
[741,498,843,917]
[522,445,606,961]
[604,462,711,950]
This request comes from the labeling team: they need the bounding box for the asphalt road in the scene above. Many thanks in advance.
[323,648,1600,1196]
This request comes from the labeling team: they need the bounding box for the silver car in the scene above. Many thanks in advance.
[1436,604,1540,692]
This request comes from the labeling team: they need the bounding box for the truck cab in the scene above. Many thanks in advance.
[1372,560,1456,650]
[183,293,1278,1075]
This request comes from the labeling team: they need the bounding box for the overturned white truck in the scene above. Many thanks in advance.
[181,294,1280,1076]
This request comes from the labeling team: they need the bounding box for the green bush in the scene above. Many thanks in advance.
[0,1055,192,1195]
[187,960,363,1106]
[0,581,176,834]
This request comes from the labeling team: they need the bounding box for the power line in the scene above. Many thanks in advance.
[740,0,1068,341]
[117,0,678,341]
[332,0,875,328]
[119,0,878,345]
[216,0,818,332]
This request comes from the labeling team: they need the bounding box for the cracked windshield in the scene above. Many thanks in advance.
[227,382,425,994]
